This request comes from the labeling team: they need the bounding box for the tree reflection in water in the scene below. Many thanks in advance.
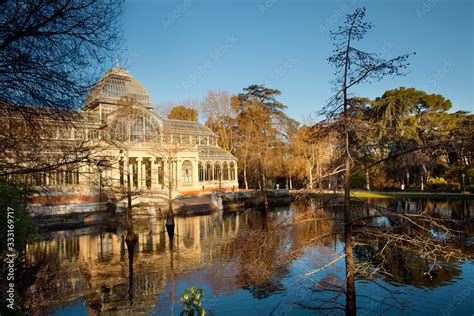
[18,198,473,315]
[294,197,471,314]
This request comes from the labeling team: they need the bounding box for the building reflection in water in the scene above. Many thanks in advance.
[22,199,471,315]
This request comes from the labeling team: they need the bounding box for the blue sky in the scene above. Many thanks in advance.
[120,0,473,122]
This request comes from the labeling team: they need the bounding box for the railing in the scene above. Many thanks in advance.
[29,202,106,217]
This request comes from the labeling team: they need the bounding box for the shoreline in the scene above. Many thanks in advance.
[291,190,474,200]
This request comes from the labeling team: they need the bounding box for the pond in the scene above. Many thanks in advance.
[21,198,474,315]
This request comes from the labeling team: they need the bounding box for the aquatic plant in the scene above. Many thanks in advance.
[180,287,205,316]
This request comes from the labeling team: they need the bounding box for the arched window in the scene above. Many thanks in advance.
[111,121,127,141]
[182,160,192,184]
[214,163,221,181]
[230,162,236,180]
[143,115,156,142]
[223,162,229,180]
[206,163,213,181]
[111,112,159,142]
[130,116,143,142]
[198,162,204,182]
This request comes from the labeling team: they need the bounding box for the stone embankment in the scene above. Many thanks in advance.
[214,189,293,211]
[30,190,295,231]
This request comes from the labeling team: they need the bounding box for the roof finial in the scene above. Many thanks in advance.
[115,56,120,69]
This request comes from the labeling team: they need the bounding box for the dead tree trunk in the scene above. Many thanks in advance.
[166,159,175,232]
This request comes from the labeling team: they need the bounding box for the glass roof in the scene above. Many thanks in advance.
[85,66,153,109]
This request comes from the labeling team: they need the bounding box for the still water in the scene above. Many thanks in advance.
[23,199,473,315]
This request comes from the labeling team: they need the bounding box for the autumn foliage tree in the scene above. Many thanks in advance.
[288,125,337,190]
[202,91,236,153]
[167,106,198,121]
[231,85,297,194]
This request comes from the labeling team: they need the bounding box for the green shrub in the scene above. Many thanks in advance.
[0,183,36,313]
[466,184,474,193]
[180,288,205,316]
[0,183,36,254]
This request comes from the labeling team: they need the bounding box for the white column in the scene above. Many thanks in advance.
[129,161,134,188]
[164,159,170,190]
[137,158,142,188]
[142,158,147,189]
[151,157,156,190]
[157,159,163,189]
[192,159,199,189]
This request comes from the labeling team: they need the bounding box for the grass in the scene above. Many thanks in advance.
[299,191,473,200]
[351,191,473,200]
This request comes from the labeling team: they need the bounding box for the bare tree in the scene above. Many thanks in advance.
[289,125,337,190]
[0,101,114,197]
[103,97,180,233]
[0,0,124,198]
[202,91,236,153]
[293,7,473,315]
[323,7,413,315]
[0,0,123,110]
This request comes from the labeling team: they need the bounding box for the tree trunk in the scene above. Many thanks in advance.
[258,160,268,209]
[168,159,173,214]
[344,123,356,316]
[318,163,323,192]
[126,158,133,227]
[342,24,356,311]
[344,226,357,316]
[365,166,370,191]
[243,160,249,190]
[344,131,356,316]
[125,229,137,305]
[166,159,175,230]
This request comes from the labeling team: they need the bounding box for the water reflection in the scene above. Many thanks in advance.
[22,198,473,315]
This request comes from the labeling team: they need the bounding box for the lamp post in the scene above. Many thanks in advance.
[462,173,466,193]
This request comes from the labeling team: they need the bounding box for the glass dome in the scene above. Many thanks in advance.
[85,66,153,109]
